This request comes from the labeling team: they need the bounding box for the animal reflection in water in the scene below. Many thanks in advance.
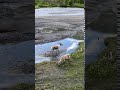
[44,43,63,57]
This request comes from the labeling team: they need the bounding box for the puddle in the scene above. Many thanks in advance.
[35,38,84,63]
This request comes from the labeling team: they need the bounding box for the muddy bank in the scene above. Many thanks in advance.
[86,37,116,90]
[35,15,84,44]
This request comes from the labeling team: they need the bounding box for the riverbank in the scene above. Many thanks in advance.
[35,7,84,90]
[35,14,84,44]
[86,37,116,90]
[5,41,84,90]
[35,42,84,90]
[85,28,116,64]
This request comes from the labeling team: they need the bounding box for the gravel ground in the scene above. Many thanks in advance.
[35,15,84,44]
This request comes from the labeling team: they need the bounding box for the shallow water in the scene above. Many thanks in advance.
[35,8,84,17]
[35,38,84,63]
[85,28,116,64]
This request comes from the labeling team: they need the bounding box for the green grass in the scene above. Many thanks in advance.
[35,4,84,8]
[35,43,84,90]
[9,83,34,90]
[35,0,84,8]
[73,31,84,40]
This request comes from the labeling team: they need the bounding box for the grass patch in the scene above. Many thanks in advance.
[73,31,84,40]
[9,83,34,90]
[35,0,84,8]
[86,37,116,90]
[35,43,84,90]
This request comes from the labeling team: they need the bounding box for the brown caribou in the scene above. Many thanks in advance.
[57,54,71,65]
[51,43,63,51]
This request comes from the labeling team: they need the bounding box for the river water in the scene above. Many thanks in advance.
[85,28,116,64]
[35,8,84,63]
[35,38,84,63]
[35,8,84,17]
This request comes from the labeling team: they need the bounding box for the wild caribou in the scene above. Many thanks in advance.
[51,43,63,51]
[57,54,71,65]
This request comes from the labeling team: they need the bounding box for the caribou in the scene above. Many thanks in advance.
[51,43,63,51]
[57,54,71,65]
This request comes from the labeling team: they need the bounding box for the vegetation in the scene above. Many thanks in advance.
[73,31,84,40]
[35,0,84,8]
[35,42,84,90]
[86,37,116,90]
[8,59,34,74]
[9,83,34,90]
